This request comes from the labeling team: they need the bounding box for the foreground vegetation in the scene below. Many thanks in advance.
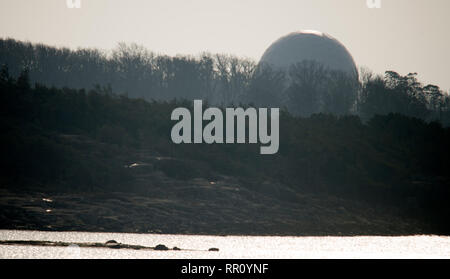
[1,68,449,234]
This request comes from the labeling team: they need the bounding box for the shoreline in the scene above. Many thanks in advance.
[0,187,435,237]
[0,228,446,238]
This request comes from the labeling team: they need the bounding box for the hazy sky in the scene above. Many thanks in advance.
[0,0,449,90]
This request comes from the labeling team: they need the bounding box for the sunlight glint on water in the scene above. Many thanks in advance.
[1,230,449,259]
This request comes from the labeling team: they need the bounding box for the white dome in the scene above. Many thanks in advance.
[260,31,357,77]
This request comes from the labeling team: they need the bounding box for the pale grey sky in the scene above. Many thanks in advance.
[0,0,449,90]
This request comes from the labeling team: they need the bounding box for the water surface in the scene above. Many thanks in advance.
[1,230,449,259]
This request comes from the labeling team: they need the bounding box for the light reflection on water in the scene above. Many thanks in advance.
[1,230,449,259]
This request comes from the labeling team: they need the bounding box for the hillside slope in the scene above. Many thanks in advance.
[1,71,449,235]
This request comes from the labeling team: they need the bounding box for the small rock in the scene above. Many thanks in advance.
[105,240,121,248]
[172,246,181,251]
[154,244,169,251]
[208,248,219,252]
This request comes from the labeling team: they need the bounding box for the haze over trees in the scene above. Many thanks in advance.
[1,38,450,234]
[1,65,450,233]
[1,38,449,125]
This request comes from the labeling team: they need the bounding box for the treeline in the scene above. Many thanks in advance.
[0,38,254,104]
[1,68,450,232]
[1,38,449,125]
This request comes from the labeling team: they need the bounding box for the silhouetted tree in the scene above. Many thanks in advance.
[1,38,449,126]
